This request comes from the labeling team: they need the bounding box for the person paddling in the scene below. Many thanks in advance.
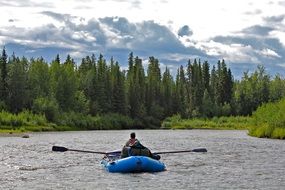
[121,132,160,160]
[124,132,144,148]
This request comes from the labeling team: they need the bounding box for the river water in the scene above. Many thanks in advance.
[0,130,284,190]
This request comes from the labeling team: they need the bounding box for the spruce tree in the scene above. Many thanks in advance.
[172,66,187,117]
[7,56,29,112]
[161,67,173,117]
[145,56,162,118]
[0,47,8,103]
[96,54,111,113]
[28,57,50,99]
[111,61,127,114]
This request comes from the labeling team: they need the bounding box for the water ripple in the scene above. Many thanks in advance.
[0,130,284,190]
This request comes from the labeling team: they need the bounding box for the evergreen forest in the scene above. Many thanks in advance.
[0,47,285,137]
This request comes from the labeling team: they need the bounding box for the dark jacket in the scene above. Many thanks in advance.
[121,138,151,158]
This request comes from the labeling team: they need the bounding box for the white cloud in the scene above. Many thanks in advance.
[259,48,281,58]
[71,31,96,42]
[0,0,281,40]
[69,51,85,59]
[1,0,285,77]
[270,30,285,47]
[197,40,261,64]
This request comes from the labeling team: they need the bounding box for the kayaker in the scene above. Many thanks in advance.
[121,132,160,160]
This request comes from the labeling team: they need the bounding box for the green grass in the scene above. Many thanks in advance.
[162,115,253,130]
[0,110,137,133]
[0,110,52,133]
[249,124,285,139]
[162,98,285,140]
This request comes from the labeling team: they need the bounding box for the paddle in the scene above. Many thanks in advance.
[52,146,207,155]
[52,146,121,155]
[153,148,207,154]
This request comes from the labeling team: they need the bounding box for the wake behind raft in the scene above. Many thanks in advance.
[52,146,207,173]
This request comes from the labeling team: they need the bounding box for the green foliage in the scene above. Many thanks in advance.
[269,74,285,102]
[7,56,29,112]
[56,112,135,130]
[252,98,285,128]
[73,91,90,114]
[95,54,111,113]
[161,114,182,129]
[32,97,59,122]
[140,115,161,129]
[174,65,187,117]
[145,56,162,116]
[249,98,285,139]
[161,67,174,117]
[0,110,137,132]
[1,47,285,133]
[0,47,8,103]
[28,58,50,99]
[56,112,96,130]
[235,65,270,115]
[162,114,253,130]
[110,61,127,115]
[271,128,285,139]
[0,110,48,130]
[0,100,7,111]
[99,113,135,129]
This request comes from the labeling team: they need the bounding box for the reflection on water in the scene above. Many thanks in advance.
[0,130,284,190]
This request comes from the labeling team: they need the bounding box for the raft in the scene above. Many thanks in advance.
[101,156,166,173]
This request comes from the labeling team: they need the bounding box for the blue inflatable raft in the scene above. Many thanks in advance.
[101,156,166,173]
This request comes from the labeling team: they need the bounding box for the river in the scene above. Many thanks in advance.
[0,130,284,190]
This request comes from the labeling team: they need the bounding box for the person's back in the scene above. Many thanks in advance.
[124,132,144,148]
[121,132,151,158]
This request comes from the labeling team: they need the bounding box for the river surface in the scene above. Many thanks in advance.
[0,130,284,190]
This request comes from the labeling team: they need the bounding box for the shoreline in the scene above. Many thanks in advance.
[0,132,29,137]
[0,128,248,137]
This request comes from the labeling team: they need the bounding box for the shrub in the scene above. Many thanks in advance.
[32,97,59,122]
[161,114,182,129]
[161,115,252,130]
[249,98,285,139]
[0,110,49,131]
[55,112,135,130]
[271,128,285,139]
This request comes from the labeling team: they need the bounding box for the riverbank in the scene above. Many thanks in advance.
[1,107,284,139]
[1,113,250,134]
[0,125,80,135]
[162,115,252,130]
[0,110,138,133]
[162,115,285,139]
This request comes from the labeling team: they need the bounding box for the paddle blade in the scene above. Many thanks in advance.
[154,148,207,154]
[106,150,121,155]
[192,148,207,152]
[52,146,68,152]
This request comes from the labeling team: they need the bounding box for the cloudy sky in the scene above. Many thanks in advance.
[1,0,285,78]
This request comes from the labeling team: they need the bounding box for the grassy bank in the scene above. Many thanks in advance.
[0,110,54,132]
[0,110,137,133]
[161,115,253,130]
[2,99,285,140]
[162,98,285,140]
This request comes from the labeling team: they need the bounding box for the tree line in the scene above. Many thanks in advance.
[1,47,285,127]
